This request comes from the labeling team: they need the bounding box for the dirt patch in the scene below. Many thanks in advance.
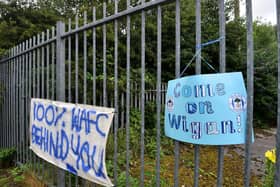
[0,167,46,187]
[24,172,46,187]
[232,128,276,177]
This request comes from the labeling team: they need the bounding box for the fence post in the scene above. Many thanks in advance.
[244,0,254,186]
[56,21,66,187]
[274,0,280,185]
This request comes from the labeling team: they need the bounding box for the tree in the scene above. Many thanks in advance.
[253,22,277,126]
[0,0,277,127]
[0,0,60,56]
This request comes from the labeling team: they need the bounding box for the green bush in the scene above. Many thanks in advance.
[0,147,16,168]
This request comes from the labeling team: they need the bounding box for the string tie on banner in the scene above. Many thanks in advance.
[196,36,224,49]
[180,36,224,76]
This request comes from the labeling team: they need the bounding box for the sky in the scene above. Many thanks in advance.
[240,0,277,25]
[0,0,277,24]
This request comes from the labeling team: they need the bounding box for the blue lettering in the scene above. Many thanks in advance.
[199,101,214,114]
[31,125,50,152]
[66,163,77,175]
[182,85,192,97]
[54,107,66,127]
[71,108,81,132]
[195,85,199,97]
[207,84,215,97]
[216,83,225,96]
[49,131,58,158]
[174,83,181,98]
[31,124,37,143]
[200,85,206,97]
[71,109,108,137]
[91,147,106,179]
[33,102,37,121]
[80,109,89,134]
[31,103,110,180]
[71,134,80,155]
[36,104,45,122]
[32,125,69,161]
[191,122,201,139]
[221,120,235,134]
[186,102,197,114]
[87,110,96,134]
[73,141,106,179]
[168,114,181,130]
[88,111,107,137]
[31,124,42,145]
[206,122,219,135]
[182,115,188,132]
[43,128,49,152]
[76,142,91,172]
[45,105,55,126]
[60,129,69,161]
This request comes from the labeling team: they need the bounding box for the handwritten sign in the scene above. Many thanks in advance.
[30,98,114,186]
[164,72,253,145]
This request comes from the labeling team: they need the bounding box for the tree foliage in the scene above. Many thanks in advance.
[0,0,61,56]
[0,0,278,127]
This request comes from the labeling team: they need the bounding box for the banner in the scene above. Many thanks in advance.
[30,98,114,186]
[164,72,252,145]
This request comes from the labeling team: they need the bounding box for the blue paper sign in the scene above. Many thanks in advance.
[164,72,252,145]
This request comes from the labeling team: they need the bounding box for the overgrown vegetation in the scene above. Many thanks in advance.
[0,163,47,187]
[0,0,277,127]
[263,149,276,187]
[0,0,277,186]
[0,148,16,168]
[105,104,262,186]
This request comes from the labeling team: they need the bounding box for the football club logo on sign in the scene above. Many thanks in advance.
[229,94,247,113]
[166,97,174,112]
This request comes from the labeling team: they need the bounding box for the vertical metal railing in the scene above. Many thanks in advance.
[113,1,119,185]
[126,0,131,185]
[275,0,280,186]
[93,7,97,107]
[0,62,1,148]
[156,4,162,187]
[27,38,32,164]
[0,62,2,148]
[56,21,66,187]
[103,3,108,108]
[19,43,23,164]
[174,0,181,186]
[217,0,226,186]
[140,0,146,185]
[66,19,72,187]
[0,0,274,186]
[245,0,254,186]
[7,52,10,150]
[194,0,201,186]
[31,36,36,175]
[74,13,79,187]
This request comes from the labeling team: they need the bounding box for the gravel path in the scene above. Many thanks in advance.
[231,128,276,177]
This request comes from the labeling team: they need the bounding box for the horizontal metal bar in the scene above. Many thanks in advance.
[0,37,56,64]
[0,0,173,64]
[61,0,173,39]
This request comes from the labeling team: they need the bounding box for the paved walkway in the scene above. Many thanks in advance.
[231,128,276,176]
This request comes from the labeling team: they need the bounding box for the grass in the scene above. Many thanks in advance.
[128,144,262,186]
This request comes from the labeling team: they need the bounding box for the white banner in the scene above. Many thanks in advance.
[30,98,114,186]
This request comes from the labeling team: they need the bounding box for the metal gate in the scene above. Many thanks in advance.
[0,0,279,186]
